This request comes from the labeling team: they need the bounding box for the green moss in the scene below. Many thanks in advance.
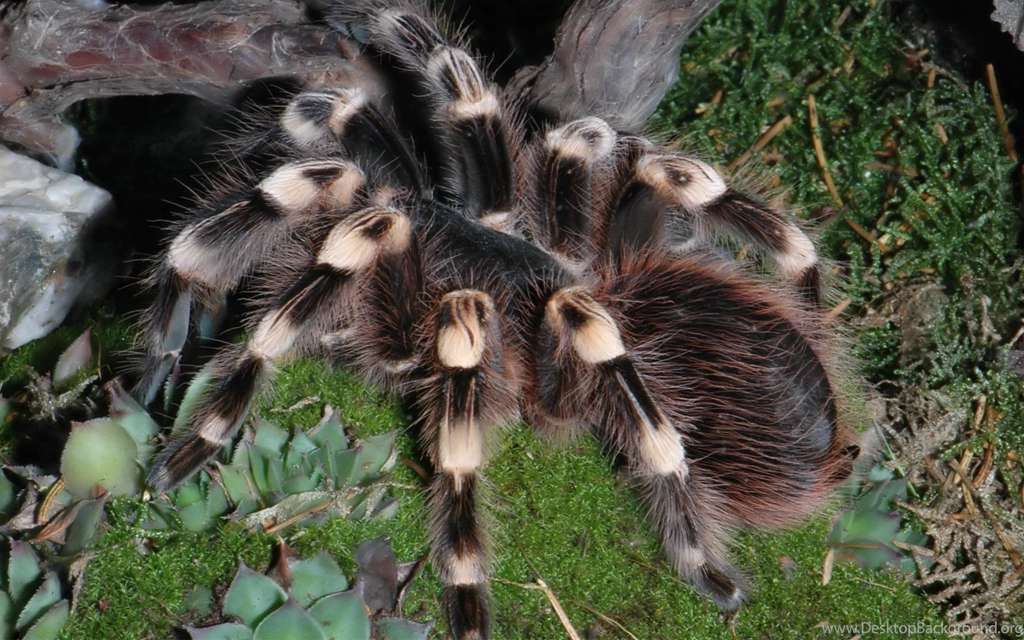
[0,304,133,387]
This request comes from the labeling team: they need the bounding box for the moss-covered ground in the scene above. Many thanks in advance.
[2,0,1022,638]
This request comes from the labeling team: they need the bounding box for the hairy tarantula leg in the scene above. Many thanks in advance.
[134,159,366,405]
[543,287,686,476]
[148,206,413,491]
[535,117,617,259]
[636,473,746,610]
[618,151,823,304]
[422,290,513,640]
[540,287,745,609]
[280,88,424,192]
[350,7,515,221]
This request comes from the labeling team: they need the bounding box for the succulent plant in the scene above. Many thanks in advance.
[0,539,69,639]
[2,378,399,557]
[19,328,103,425]
[187,540,430,640]
[827,465,931,573]
[140,406,399,534]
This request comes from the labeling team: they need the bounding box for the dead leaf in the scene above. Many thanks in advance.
[354,537,398,614]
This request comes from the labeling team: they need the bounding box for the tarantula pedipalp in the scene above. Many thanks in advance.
[133,2,860,637]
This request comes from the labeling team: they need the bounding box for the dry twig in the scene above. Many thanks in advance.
[727,114,792,171]
[807,95,843,206]
[985,63,1018,162]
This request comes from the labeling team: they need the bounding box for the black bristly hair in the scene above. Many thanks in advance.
[135,2,859,638]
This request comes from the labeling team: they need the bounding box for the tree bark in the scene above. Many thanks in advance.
[509,0,723,132]
[0,0,385,163]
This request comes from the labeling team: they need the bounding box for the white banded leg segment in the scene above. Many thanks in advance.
[250,308,301,361]
[372,9,448,67]
[259,159,365,213]
[281,89,370,148]
[436,290,495,370]
[610,152,728,253]
[280,89,422,189]
[167,159,363,290]
[638,473,745,610]
[545,287,625,364]
[634,153,728,211]
[427,470,491,639]
[425,47,514,217]
[317,207,413,272]
[135,268,191,405]
[704,190,823,304]
[433,291,495,481]
[629,152,824,303]
[352,6,513,218]
[150,233,378,492]
[150,225,384,490]
[148,346,269,492]
[545,287,687,477]
[539,118,617,256]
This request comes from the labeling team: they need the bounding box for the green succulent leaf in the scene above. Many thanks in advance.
[308,409,347,452]
[0,590,13,638]
[7,539,43,608]
[281,473,321,496]
[186,623,253,640]
[21,599,68,640]
[352,433,396,484]
[215,462,255,505]
[174,373,214,437]
[375,618,432,640]
[251,598,327,640]
[332,450,357,486]
[307,591,370,640]
[53,328,92,386]
[227,497,260,520]
[0,471,16,519]
[108,381,160,452]
[266,460,286,497]
[205,482,230,520]
[288,552,348,608]
[223,564,288,628]
[62,496,108,556]
[61,419,140,499]
[247,449,286,497]
[15,571,61,632]
[253,419,290,455]
[178,500,214,533]
[179,585,214,617]
[288,429,318,458]
[828,468,929,573]
[371,497,400,520]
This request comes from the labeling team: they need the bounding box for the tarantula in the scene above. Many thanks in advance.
[133,2,860,637]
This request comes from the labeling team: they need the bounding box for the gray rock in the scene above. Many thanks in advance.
[0,145,116,351]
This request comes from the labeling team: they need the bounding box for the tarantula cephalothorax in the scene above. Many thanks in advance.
[133,2,860,637]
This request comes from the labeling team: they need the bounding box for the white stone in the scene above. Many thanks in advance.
[0,145,115,351]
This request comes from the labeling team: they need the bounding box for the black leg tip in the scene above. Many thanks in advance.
[446,584,490,640]
[695,565,747,612]
[148,436,222,492]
